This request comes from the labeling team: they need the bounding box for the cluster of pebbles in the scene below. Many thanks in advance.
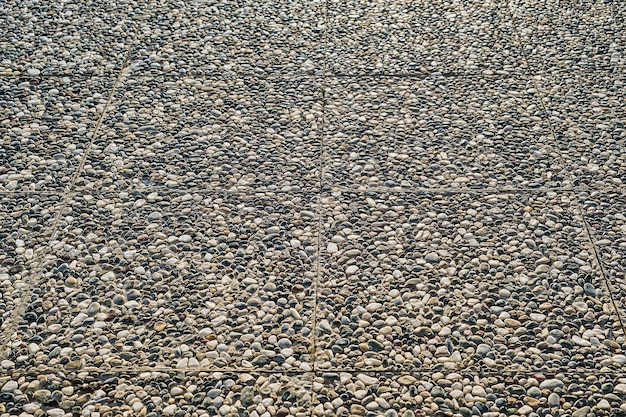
[536,72,626,188]
[316,191,625,372]
[8,191,317,372]
[510,0,623,74]
[0,371,311,417]
[0,0,136,76]
[323,76,565,190]
[312,372,626,417]
[327,0,527,75]
[76,76,323,193]
[0,76,112,192]
[578,190,626,313]
[129,0,325,77]
[1,0,626,415]
[0,194,62,336]
[0,370,626,416]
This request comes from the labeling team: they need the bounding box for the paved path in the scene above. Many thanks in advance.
[1,0,626,416]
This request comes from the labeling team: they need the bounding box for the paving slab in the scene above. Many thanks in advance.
[539,71,626,188]
[312,371,626,417]
[509,0,623,73]
[327,0,526,75]
[0,193,63,336]
[0,76,113,192]
[316,191,625,372]
[0,0,136,76]
[578,190,626,315]
[323,76,566,190]
[129,0,324,77]
[0,370,312,416]
[6,191,317,371]
[76,76,322,192]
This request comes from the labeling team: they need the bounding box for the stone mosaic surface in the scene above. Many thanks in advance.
[8,191,317,372]
[77,76,322,192]
[130,0,324,77]
[539,71,626,188]
[1,0,625,415]
[0,0,136,76]
[1,76,113,192]
[316,191,625,373]
[323,76,565,189]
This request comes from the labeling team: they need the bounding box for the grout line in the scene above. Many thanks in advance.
[66,55,131,189]
[310,0,330,381]
[0,190,69,197]
[0,72,99,360]
[6,68,622,82]
[5,364,626,379]
[308,0,330,410]
[41,366,313,375]
[574,198,626,336]
[504,0,626,335]
[311,366,626,377]
[62,184,590,196]
[69,184,323,196]
[325,185,576,194]
[0,51,132,362]
[53,181,626,199]
[0,73,107,81]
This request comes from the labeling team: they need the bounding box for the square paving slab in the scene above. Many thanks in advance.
[327,0,525,75]
[129,0,324,77]
[323,76,566,190]
[6,191,317,372]
[0,370,312,416]
[0,0,136,76]
[0,76,113,192]
[578,190,626,314]
[77,76,322,192]
[539,71,626,188]
[0,193,63,335]
[510,0,623,74]
[316,191,625,373]
[312,371,626,417]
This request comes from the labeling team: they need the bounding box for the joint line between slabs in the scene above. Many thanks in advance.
[0,190,68,197]
[49,183,626,198]
[0,66,113,357]
[44,366,313,375]
[7,365,626,379]
[6,363,626,378]
[39,183,626,198]
[67,52,132,189]
[310,0,330,384]
[324,186,577,195]
[310,367,626,377]
[0,50,132,362]
[576,202,626,336]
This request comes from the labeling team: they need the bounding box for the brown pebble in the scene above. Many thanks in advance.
[505,318,521,328]
[525,396,541,407]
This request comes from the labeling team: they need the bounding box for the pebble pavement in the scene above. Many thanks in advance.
[1,0,626,416]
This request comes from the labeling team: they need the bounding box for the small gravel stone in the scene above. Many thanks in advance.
[345,265,359,275]
[540,379,564,390]
[548,393,560,407]
[1,381,17,392]
[357,374,378,385]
